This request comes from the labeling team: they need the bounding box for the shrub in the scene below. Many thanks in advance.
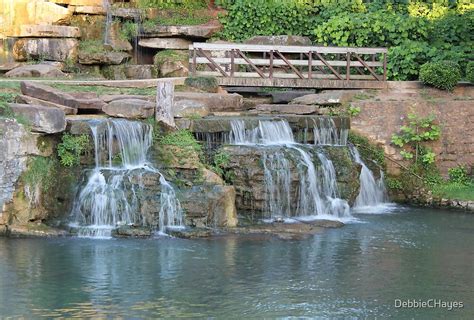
[448,165,470,185]
[57,134,91,167]
[419,61,461,91]
[466,61,474,83]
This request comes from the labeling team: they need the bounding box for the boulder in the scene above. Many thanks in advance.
[291,91,345,106]
[143,21,222,39]
[20,81,105,110]
[255,104,323,115]
[173,100,210,118]
[159,60,189,77]
[13,38,78,62]
[0,62,23,72]
[270,90,316,104]
[139,38,192,50]
[175,92,243,112]
[154,50,189,77]
[124,65,157,80]
[105,21,133,52]
[5,64,66,78]
[18,25,81,38]
[8,103,66,133]
[244,35,312,46]
[78,51,131,65]
[17,95,77,115]
[72,5,106,15]
[103,99,155,119]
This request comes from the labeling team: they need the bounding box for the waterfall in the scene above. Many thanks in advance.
[71,119,183,238]
[231,119,351,220]
[313,117,349,146]
[103,0,112,45]
[349,145,389,210]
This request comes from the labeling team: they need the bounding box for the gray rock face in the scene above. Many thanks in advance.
[291,91,344,106]
[103,99,155,119]
[13,38,78,62]
[18,25,81,38]
[5,64,66,78]
[139,38,192,49]
[17,95,77,115]
[124,65,157,80]
[244,35,312,46]
[175,92,243,112]
[143,22,222,39]
[20,81,105,110]
[8,103,66,133]
[173,100,210,118]
[78,51,131,65]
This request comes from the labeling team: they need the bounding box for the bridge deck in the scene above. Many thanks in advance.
[190,43,388,89]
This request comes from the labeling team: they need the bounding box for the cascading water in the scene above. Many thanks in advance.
[349,145,389,210]
[313,117,349,146]
[71,119,183,238]
[103,0,112,45]
[230,119,351,220]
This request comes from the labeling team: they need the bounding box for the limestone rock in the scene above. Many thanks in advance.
[201,168,224,185]
[175,92,243,112]
[111,7,142,19]
[21,81,105,110]
[8,103,66,133]
[78,51,131,65]
[5,64,66,78]
[255,104,323,115]
[173,99,210,118]
[18,25,81,38]
[103,99,155,119]
[271,90,316,104]
[291,91,345,106]
[17,95,77,115]
[100,94,151,103]
[139,38,192,50]
[154,50,189,77]
[49,0,103,5]
[124,65,157,80]
[143,22,222,39]
[105,21,133,52]
[244,35,312,46]
[6,223,68,238]
[72,5,106,15]
[0,62,23,72]
[13,38,78,62]
[112,226,152,238]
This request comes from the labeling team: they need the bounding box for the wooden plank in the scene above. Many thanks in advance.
[236,49,266,78]
[314,52,343,80]
[197,48,229,77]
[308,51,312,79]
[352,52,382,81]
[196,71,376,80]
[189,57,384,68]
[191,43,388,54]
[274,50,304,79]
[346,52,350,80]
[269,50,274,79]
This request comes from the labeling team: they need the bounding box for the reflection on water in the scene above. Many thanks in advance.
[0,207,473,318]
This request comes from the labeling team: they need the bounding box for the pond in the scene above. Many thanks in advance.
[0,207,472,319]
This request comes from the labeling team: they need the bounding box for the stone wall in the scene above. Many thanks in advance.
[349,83,474,176]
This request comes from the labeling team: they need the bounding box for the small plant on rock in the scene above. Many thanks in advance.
[419,61,461,91]
[448,165,470,185]
[57,134,91,167]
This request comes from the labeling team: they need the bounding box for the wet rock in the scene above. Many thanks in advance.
[168,228,212,239]
[139,38,192,50]
[244,35,312,46]
[66,114,108,135]
[78,51,131,65]
[13,38,78,62]
[18,25,81,38]
[201,168,224,185]
[6,223,68,238]
[173,100,210,118]
[5,64,66,78]
[291,91,345,106]
[8,103,66,134]
[17,95,77,115]
[143,22,222,39]
[103,99,155,119]
[175,92,243,112]
[255,104,324,115]
[124,65,157,80]
[112,226,152,238]
[105,21,133,52]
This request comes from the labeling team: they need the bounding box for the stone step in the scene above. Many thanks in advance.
[18,25,81,38]
[17,95,77,115]
[139,38,192,50]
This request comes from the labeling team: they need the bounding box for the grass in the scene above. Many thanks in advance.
[432,183,474,201]
[50,84,157,96]
[78,40,108,55]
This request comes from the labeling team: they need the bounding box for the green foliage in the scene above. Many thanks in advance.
[57,134,91,167]
[184,76,218,92]
[348,105,361,117]
[431,182,474,201]
[386,177,402,190]
[448,165,470,185]
[466,61,474,83]
[153,50,188,67]
[120,21,138,40]
[419,61,461,91]
[159,130,202,152]
[348,131,385,168]
[137,0,208,9]
[22,157,57,193]
[0,92,16,118]
[391,113,440,165]
[211,150,230,176]
[79,40,107,55]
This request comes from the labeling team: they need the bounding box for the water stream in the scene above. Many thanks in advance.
[70,119,183,238]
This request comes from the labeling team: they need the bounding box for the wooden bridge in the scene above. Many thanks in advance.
[189,43,388,89]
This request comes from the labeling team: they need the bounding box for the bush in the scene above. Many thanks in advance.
[466,61,474,83]
[448,165,470,185]
[419,61,461,91]
[57,134,91,167]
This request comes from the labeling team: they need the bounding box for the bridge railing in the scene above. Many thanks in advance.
[189,43,388,86]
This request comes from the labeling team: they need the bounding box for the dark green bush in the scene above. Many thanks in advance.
[419,61,461,91]
[466,61,474,83]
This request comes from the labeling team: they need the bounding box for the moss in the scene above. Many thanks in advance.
[184,76,219,93]
[78,39,108,55]
[153,50,188,67]
[22,157,57,194]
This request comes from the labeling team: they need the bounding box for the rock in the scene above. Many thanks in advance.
[100,94,151,103]
[175,92,243,112]
[173,100,210,118]
[69,14,105,41]
[13,38,78,62]
[112,226,152,238]
[105,21,133,52]
[103,99,155,119]
[124,65,157,80]
[291,91,345,106]
[17,95,77,115]
[78,51,131,65]
[159,60,189,77]
[101,64,126,80]
[244,35,312,46]
[139,38,192,50]
[66,114,108,135]
[168,228,212,239]
[143,21,222,39]
[5,64,66,78]
[111,7,143,19]
[72,5,106,15]
[271,90,316,104]
[6,223,68,238]
[18,25,81,38]
[201,168,224,185]
[0,62,23,72]
[154,50,189,77]
[8,103,66,133]
[49,0,103,5]
[255,104,323,115]
[20,81,105,110]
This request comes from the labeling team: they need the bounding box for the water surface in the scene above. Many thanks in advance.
[0,207,472,319]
